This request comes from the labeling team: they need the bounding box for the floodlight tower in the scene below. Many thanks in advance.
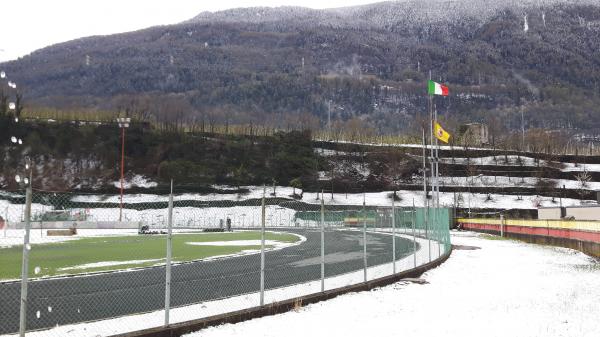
[116,117,130,222]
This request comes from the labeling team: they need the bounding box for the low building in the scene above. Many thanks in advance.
[538,207,564,220]
[460,123,489,146]
[538,205,600,221]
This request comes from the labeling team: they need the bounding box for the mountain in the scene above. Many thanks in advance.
[2,0,600,134]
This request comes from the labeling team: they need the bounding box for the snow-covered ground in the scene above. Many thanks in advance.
[302,190,585,210]
[315,139,489,151]
[0,228,138,248]
[439,155,600,172]
[437,175,600,190]
[187,231,600,337]
[0,188,590,227]
[314,148,360,157]
[70,185,297,203]
[111,175,158,189]
[1,231,442,337]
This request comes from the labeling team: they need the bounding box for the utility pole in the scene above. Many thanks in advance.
[117,117,131,222]
[260,185,266,306]
[164,180,173,326]
[320,190,325,291]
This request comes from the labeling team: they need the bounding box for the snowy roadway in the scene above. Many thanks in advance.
[0,228,416,335]
[189,231,600,337]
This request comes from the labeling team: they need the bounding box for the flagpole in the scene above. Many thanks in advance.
[434,104,440,209]
[429,71,435,205]
[422,126,428,211]
[422,126,429,244]
[428,70,436,245]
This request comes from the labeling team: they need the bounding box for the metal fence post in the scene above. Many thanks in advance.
[164,180,174,326]
[391,197,396,274]
[500,213,504,237]
[19,185,32,337]
[427,202,432,263]
[437,208,441,259]
[412,199,417,268]
[260,185,266,306]
[320,190,325,292]
[362,194,367,282]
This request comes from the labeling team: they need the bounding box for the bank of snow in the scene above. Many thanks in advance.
[188,231,600,337]
[438,155,600,172]
[57,259,162,272]
[186,240,288,247]
[0,190,588,227]
[111,175,158,189]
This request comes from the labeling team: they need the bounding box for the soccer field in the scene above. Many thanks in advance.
[0,231,300,280]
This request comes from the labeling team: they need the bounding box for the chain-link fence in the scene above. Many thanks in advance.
[0,186,451,336]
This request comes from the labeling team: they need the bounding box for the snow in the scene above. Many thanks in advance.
[437,175,600,190]
[186,240,287,247]
[67,186,588,210]
[314,148,356,157]
[302,190,586,210]
[71,185,297,203]
[0,228,302,250]
[439,155,600,172]
[319,139,489,151]
[190,0,598,32]
[111,175,158,189]
[185,231,600,337]
[0,229,139,248]
[57,259,162,272]
[1,231,441,337]
[0,188,589,234]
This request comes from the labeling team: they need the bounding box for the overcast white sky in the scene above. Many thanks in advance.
[0,0,382,62]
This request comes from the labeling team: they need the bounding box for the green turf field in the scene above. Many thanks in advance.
[0,231,299,280]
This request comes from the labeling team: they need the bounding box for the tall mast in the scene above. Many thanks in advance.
[429,71,435,211]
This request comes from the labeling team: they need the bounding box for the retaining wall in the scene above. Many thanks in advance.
[457,218,600,258]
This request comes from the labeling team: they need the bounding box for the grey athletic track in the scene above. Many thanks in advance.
[0,228,418,334]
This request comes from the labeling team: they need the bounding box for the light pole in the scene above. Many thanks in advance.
[116,117,130,222]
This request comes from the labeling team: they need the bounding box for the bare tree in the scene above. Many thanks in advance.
[575,171,591,202]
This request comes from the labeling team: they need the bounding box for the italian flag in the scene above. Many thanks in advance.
[428,80,449,96]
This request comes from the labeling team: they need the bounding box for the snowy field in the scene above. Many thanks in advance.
[187,231,600,337]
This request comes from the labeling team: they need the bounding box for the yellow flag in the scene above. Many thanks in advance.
[434,122,451,143]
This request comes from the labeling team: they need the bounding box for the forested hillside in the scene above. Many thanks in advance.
[2,0,600,135]
[0,117,318,191]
